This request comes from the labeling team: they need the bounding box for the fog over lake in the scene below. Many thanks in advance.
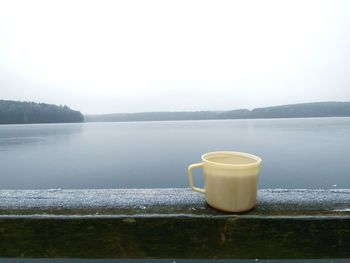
[1,117,349,189]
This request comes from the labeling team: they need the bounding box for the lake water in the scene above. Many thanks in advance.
[1,118,349,189]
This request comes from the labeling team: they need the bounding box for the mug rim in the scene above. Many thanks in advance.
[201,151,262,167]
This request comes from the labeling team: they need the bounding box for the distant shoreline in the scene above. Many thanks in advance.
[85,101,350,123]
[1,101,350,124]
[84,115,350,123]
[1,115,350,126]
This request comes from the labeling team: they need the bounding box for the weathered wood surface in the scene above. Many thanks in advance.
[0,188,349,259]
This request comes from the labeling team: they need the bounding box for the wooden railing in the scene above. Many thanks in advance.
[0,189,349,259]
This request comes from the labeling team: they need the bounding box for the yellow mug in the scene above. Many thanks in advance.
[188,151,262,212]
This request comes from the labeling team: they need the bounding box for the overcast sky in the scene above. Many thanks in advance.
[1,0,350,114]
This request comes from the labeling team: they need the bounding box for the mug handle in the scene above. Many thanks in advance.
[188,163,205,194]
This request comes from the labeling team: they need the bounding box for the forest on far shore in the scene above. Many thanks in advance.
[85,101,350,122]
[0,100,84,124]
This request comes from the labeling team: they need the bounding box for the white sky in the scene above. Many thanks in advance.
[0,0,350,114]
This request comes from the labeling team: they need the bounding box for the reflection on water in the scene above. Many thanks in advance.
[0,137,48,146]
[0,118,349,189]
[0,123,83,149]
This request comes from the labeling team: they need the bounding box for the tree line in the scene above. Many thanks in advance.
[85,101,350,122]
[0,100,84,124]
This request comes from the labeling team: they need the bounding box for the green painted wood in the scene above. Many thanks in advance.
[0,189,349,259]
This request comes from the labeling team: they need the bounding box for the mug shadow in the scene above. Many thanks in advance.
[205,202,256,214]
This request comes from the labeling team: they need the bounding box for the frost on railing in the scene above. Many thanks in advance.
[0,188,349,259]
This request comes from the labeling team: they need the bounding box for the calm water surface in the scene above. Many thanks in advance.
[0,118,349,189]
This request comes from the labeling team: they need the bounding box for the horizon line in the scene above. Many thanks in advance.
[84,100,350,116]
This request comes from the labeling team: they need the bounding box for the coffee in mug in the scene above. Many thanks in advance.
[188,151,262,212]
